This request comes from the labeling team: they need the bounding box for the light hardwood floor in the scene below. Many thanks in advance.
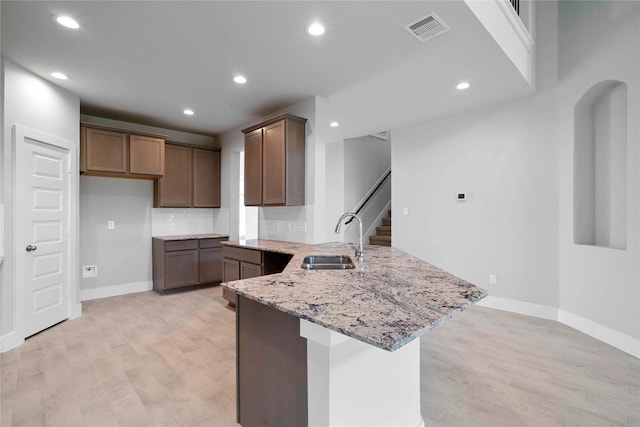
[1,286,638,427]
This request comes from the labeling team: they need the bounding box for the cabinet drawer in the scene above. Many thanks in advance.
[165,240,198,251]
[223,246,262,264]
[200,238,224,249]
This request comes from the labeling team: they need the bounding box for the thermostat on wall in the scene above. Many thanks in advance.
[456,192,467,201]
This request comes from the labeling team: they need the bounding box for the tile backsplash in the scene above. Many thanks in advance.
[152,208,224,236]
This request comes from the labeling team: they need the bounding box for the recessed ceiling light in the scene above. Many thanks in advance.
[183,109,195,116]
[51,72,69,80]
[233,75,247,84]
[456,82,470,90]
[330,121,339,127]
[55,15,80,29]
[307,23,325,36]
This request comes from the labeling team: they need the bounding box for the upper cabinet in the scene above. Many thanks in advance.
[154,143,221,208]
[242,114,307,207]
[80,123,166,179]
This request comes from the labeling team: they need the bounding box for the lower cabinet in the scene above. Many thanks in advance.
[222,246,263,306]
[222,245,292,307]
[153,236,228,294]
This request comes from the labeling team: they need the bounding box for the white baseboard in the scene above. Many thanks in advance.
[558,309,640,359]
[80,280,153,301]
[70,302,83,319]
[476,296,639,359]
[476,295,558,320]
[0,330,24,353]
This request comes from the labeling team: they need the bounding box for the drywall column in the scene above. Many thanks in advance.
[301,320,424,427]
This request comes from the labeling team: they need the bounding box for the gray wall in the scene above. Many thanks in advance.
[391,0,640,346]
[1,59,80,340]
[80,177,153,293]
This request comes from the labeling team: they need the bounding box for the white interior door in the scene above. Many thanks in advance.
[17,134,70,337]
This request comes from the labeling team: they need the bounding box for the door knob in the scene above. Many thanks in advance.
[26,244,37,252]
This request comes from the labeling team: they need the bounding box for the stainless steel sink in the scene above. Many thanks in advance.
[301,255,355,270]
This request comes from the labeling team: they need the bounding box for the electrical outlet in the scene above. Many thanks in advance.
[489,274,497,285]
[402,207,409,216]
[107,220,115,230]
[83,265,98,278]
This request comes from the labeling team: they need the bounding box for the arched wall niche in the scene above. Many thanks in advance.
[574,80,627,250]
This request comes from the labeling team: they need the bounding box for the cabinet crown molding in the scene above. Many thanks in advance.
[242,113,308,134]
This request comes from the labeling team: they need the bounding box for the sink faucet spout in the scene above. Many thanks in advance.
[335,213,364,262]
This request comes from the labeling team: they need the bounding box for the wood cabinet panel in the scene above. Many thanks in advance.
[223,258,241,282]
[155,144,193,207]
[244,129,263,206]
[85,128,128,173]
[153,237,228,294]
[193,149,221,208]
[240,262,262,279]
[130,135,164,175]
[237,296,307,426]
[223,246,262,264]
[262,121,286,205]
[242,114,306,206]
[199,247,223,284]
[165,250,199,289]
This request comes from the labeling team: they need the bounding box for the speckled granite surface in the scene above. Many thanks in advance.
[153,233,229,241]
[222,239,488,351]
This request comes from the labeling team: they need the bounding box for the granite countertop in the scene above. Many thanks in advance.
[153,233,229,241]
[222,239,488,351]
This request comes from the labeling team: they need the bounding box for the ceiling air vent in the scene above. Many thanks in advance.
[404,13,450,42]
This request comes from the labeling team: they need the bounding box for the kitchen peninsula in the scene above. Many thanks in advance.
[222,239,488,427]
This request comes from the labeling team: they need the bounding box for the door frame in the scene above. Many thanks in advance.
[13,124,80,343]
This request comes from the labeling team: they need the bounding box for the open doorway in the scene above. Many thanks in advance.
[239,150,258,240]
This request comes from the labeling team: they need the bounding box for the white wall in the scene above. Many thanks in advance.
[1,59,80,345]
[557,0,640,342]
[392,0,640,353]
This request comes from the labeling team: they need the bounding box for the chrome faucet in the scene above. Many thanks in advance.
[335,213,364,262]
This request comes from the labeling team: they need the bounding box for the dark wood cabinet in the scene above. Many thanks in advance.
[154,143,221,208]
[242,114,307,207]
[222,245,292,307]
[165,248,199,289]
[193,148,221,208]
[155,144,193,207]
[83,127,128,173]
[199,239,223,283]
[237,296,308,426]
[244,129,263,206]
[153,236,228,294]
[81,123,166,178]
[130,135,165,176]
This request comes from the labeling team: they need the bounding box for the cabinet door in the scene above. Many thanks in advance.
[240,262,263,279]
[85,128,128,173]
[193,149,221,208]
[223,258,241,306]
[165,249,199,289]
[244,129,263,206]
[262,120,286,205]
[200,247,223,283]
[130,135,164,175]
[156,144,192,207]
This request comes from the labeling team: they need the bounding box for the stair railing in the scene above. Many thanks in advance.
[345,166,391,226]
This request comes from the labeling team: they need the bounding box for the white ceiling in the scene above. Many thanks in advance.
[1,1,533,137]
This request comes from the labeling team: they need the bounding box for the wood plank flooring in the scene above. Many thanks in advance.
[1,286,638,426]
